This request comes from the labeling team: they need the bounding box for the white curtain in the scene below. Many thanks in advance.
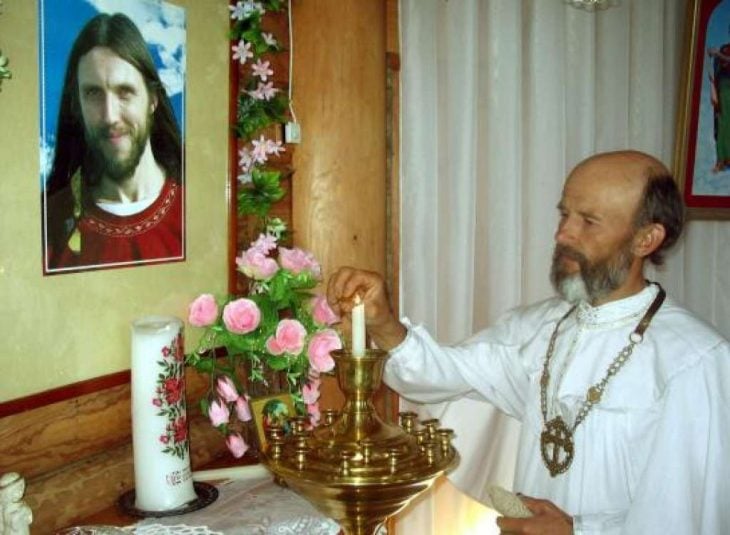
[396,0,730,533]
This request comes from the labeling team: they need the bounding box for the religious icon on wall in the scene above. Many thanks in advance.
[675,0,730,219]
[39,0,186,275]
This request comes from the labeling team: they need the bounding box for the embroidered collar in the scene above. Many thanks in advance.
[574,283,660,329]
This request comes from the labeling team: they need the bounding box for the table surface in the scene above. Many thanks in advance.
[64,454,256,527]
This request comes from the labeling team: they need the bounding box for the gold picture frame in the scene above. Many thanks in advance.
[250,393,296,450]
[674,0,730,219]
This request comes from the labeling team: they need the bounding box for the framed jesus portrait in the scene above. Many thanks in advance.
[675,0,730,219]
[38,0,187,275]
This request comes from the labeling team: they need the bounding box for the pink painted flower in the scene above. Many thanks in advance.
[235,396,252,422]
[251,59,274,81]
[208,399,230,427]
[226,433,249,458]
[164,377,184,405]
[188,293,219,327]
[278,247,321,278]
[311,295,339,326]
[302,378,321,405]
[307,402,321,427]
[307,329,342,373]
[266,319,307,356]
[222,298,261,334]
[160,435,170,444]
[173,416,188,443]
[236,248,278,281]
[231,40,253,64]
[216,376,239,403]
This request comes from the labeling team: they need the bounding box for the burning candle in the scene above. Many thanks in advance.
[131,316,196,511]
[351,295,366,357]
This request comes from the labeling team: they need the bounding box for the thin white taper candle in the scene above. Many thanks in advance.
[351,295,366,357]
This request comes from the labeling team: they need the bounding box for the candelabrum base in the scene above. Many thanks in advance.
[261,349,459,533]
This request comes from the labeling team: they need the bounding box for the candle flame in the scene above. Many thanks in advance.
[354,294,362,305]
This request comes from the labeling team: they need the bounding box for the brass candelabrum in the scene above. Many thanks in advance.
[261,349,459,535]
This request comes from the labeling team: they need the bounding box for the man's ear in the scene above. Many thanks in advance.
[632,223,666,259]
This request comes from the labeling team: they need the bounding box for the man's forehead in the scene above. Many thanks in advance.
[77,46,144,84]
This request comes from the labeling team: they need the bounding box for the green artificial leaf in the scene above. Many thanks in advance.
[236,93,289,141]
[238,167,285,216]
[267,355,290,371]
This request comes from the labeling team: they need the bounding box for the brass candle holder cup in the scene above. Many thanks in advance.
[260,349,459,535]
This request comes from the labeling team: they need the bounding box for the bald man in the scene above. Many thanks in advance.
[328,151,730,534]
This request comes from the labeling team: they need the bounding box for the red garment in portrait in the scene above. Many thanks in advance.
[45,179,183,272]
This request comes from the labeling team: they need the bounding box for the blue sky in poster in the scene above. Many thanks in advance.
[693,0,730,196]
[38,0,186,186]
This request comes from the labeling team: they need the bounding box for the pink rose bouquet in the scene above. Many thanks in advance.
[186,219,342,455]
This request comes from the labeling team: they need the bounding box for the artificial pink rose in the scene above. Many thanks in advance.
[302,379,321,405]
[188,294,219,327]
[265,335,285,355]
[278,247,321,278]
[208,399,230,427]
[235,396,252,422]
[307,402,321,427]
[307,329,341,373]
[216,376,239,403]
[311,295,339,326]
[274,319,307,355]
[236,248,278,281]
[222,298,261,334]
[226,433,249,458]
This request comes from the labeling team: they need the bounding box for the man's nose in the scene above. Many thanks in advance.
[102,93,121,124]
[554,217,575,246]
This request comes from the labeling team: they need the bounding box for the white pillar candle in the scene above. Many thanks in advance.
[351,295,366,357]
[131,316,196,511]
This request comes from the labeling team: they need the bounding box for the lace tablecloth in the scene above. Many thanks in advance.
[134,476,340,535]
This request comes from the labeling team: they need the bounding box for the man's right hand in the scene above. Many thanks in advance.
[326,267,407,351]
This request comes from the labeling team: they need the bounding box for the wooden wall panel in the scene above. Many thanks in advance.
[0,370,228,533]
[290,0,388,411]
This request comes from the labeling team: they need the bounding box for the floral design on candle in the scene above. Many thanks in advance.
[152,331,189,459]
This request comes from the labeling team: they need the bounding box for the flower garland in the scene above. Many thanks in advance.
[0,1,11,91]
[185,2,342,459]
[229,0,290,219]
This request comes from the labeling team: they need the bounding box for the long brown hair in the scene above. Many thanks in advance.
[46,12,182,196]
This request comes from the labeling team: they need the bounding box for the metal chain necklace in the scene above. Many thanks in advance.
[539,284,666,477]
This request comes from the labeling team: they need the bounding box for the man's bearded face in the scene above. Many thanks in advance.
[84,113,152,183]
[76,46,156,184]
[550,237,635,304]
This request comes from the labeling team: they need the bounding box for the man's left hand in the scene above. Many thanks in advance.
[496,496,573,535]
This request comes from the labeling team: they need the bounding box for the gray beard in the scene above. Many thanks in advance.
[550,243,633,304]
[555,274,590,304]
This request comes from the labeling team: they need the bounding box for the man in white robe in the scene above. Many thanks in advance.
[327,150,730,534]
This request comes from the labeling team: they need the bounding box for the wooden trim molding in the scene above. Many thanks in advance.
[0,370,130,419]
